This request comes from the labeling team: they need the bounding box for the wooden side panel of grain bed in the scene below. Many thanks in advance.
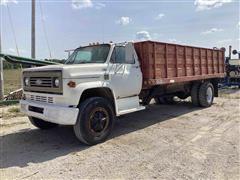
[134,41,225,88]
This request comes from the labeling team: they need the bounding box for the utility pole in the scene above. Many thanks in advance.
[31,0,36,59]
[0,32,4,99]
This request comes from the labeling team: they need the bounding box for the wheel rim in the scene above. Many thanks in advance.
[89,107,109,136]
[206,87,213,104]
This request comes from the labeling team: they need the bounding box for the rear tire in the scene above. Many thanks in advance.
[198,82,214,107]
[29,116,58,129]
[74,97,115,145]
[191,82,201,106]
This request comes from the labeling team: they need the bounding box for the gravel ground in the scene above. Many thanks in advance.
[0,89,239,179]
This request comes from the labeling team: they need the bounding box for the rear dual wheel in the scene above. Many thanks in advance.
[191,83,201,106]
[198,82,214,107]
[191,82,214,107]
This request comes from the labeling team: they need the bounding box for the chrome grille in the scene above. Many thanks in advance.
[29,95,54,104]
[48,97,54,103]
[30,77,53,87]
[23,70,63,94]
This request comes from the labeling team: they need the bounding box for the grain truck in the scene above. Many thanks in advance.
[20,41,225,145]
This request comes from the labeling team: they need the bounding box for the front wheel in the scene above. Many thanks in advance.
[74,97,115,145]
[29,117,58,129]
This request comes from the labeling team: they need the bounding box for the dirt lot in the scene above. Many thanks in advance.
[0,89,239,179]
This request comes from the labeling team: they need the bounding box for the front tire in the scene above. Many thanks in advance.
[29,117,58,129]
[74,97,115,145]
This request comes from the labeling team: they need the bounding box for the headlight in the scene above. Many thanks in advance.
[24,77,30,86]
[54,78,60,87]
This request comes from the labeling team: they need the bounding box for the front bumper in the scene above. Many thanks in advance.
[20,100,79,125]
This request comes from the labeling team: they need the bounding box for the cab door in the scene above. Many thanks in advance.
[108,43,142,99]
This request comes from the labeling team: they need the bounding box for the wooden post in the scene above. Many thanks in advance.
[184,46,187,76]
[31,0,36,59]
[165,44,168,78]
[153,42,157,79]
[199,49,202,75]
[176,45,178,77]
[212,50,214,74]
[192,48,195,76]
[206,50,209,74]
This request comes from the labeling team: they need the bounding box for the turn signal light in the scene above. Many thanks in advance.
[67,81,76,88]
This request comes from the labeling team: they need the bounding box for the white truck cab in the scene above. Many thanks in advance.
[21,42,145,145]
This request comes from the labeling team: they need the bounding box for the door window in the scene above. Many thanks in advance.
[111,46,134,64]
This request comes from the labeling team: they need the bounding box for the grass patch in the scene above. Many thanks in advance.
[1,105,25,119]
[3,69,22,95]
[8,107,20,113]
[0,100,19,107]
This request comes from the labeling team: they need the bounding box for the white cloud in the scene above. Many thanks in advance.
[202,28,224,34]
[71,0,93,9]
[194,0,232,11]
[238,21,240,28]
[0,0,18,5]
[136,31,151,40]
[116,17,132,26]
[155,13,165,20]
[71,0,105,10]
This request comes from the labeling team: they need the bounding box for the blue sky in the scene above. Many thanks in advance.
[0,0,239,60]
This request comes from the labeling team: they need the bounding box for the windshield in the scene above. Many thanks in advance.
[65,44,110,64]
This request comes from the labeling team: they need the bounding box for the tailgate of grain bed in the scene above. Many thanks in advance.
[134,41,225,88]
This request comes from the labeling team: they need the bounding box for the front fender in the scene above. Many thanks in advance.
[67,80,117,108]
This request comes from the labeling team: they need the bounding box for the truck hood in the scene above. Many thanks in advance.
[23,64,108,79]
